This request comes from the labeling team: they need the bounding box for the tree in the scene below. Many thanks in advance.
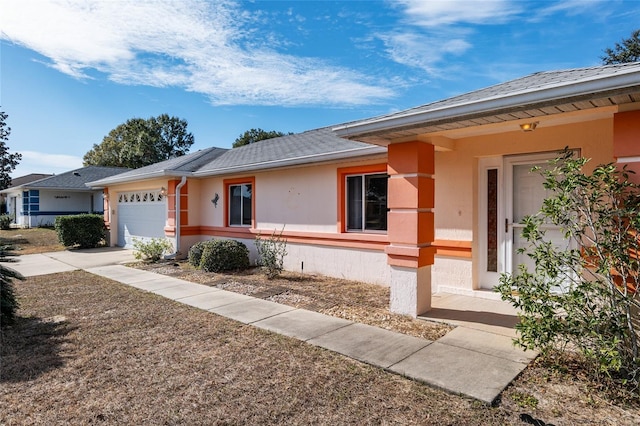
[602,29,640,65]
[232,128,292,148]
[496,149,640,389]
[0,110,22,190]
[83,114,194,168]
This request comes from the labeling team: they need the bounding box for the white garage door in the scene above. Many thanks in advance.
[117,190,167,248]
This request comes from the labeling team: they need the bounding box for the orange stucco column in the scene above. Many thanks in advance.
[386,141,436,316]
[164,179,189,237]
[614,110,640,184]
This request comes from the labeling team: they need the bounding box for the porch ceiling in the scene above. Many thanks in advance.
[349,89,640,145]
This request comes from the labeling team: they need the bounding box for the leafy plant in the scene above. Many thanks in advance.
[496,149,640,388]
[0,214,12,230]
[255,228,287,279]
[133,238,173,262]
[187,241,206,267]
[0,244,23,327]
[199,239,249,273]
[54,214,105,248]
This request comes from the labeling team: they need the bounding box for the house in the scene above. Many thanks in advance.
[1,173,53,214]
[1,166,130,228]
[88,62,640,317]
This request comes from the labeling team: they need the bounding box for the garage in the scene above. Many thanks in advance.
[117,190,167,248]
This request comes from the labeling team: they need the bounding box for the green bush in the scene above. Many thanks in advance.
[0,214,12,230]
[495,149,640,388]
[255,228,287,279]
[133,238,173,262]
[199,239,250,273]
[1,245,23,327]
[187,241,206,267]
[55,214,105,248]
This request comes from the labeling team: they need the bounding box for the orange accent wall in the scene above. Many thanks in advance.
[387,211,434,245]
[387,141,435,175]
[613,110,640,183]
[388,175,434,209]
[385,141,436,269]
[613,110,640,158]
[223,176,256,228]
[336,163,387,233]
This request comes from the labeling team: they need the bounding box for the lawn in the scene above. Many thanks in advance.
[1,230,639,424]
[0,227,64,254]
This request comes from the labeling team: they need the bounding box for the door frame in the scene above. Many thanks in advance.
[478,151,562,289]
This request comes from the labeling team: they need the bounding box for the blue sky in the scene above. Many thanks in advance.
[1,0,638,177]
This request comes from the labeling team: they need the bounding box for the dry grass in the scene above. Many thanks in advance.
[3,236,639,424]
[2,271,511,425]
[0,227,64,254]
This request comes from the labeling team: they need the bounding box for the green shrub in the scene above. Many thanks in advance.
[187,241,206,267]
[1,245,23,327]
[199,239,250,273]
[255,228,287,279]
[0,214,12,230]
[133,238,173,262]
[496,149,640,388]
[55,214,105,248]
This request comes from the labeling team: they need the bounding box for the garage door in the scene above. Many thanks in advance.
[117,190,167,248]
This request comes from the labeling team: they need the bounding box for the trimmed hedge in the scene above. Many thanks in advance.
[187,241,206,267]
[55,214,105,248]
[198,239,250,272]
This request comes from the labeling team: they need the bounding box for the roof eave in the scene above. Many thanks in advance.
[86,170,194,188]
[334,69,640,139]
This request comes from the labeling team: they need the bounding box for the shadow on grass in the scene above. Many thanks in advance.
[0,316,77,383]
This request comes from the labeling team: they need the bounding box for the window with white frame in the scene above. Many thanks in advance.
[346,173,387,231]
[228,183,252,226]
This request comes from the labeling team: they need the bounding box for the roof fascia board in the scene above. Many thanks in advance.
[86,170,193,188]
[334,70,640,137]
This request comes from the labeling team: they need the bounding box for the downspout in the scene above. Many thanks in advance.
[168,176,187,258]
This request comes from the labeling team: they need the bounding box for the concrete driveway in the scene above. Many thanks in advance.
[8,247,137,277]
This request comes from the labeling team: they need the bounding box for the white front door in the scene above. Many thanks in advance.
[479,152,571,289]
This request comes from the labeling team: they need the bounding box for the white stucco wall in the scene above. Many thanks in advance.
[283,243,390,286]
[255,165,338,233]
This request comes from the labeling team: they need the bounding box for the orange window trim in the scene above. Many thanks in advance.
[337,163,387,233]
[223,176,256,228]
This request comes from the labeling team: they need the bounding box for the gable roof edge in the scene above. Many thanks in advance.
[334,67,640,138]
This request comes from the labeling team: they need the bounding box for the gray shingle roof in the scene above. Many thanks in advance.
[194,127,385,176]
[89,147,229,185]
[22,166,130,190]
[397,62,640,116]
[88,128,385,185]
[8,173,53,188]
[334,62,640,141]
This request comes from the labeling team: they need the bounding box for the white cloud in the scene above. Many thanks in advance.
[379,31,471,73]
[398,0,521,27]
[379,1,521,74]
[11,151,83,178]
[0,0,393,106]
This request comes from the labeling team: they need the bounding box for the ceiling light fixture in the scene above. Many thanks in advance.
[519,122,538,132]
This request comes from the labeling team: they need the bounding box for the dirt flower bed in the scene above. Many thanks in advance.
[134,261,452,341]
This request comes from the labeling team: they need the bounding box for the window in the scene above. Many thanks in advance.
[346,173,387,231]
[229,183,252,226]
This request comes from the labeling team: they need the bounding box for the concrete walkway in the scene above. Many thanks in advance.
[12,250,536,405]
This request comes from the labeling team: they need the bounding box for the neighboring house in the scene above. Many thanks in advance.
[1,166,130,228]
[89,62,640,317]
[1,173,53,214]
